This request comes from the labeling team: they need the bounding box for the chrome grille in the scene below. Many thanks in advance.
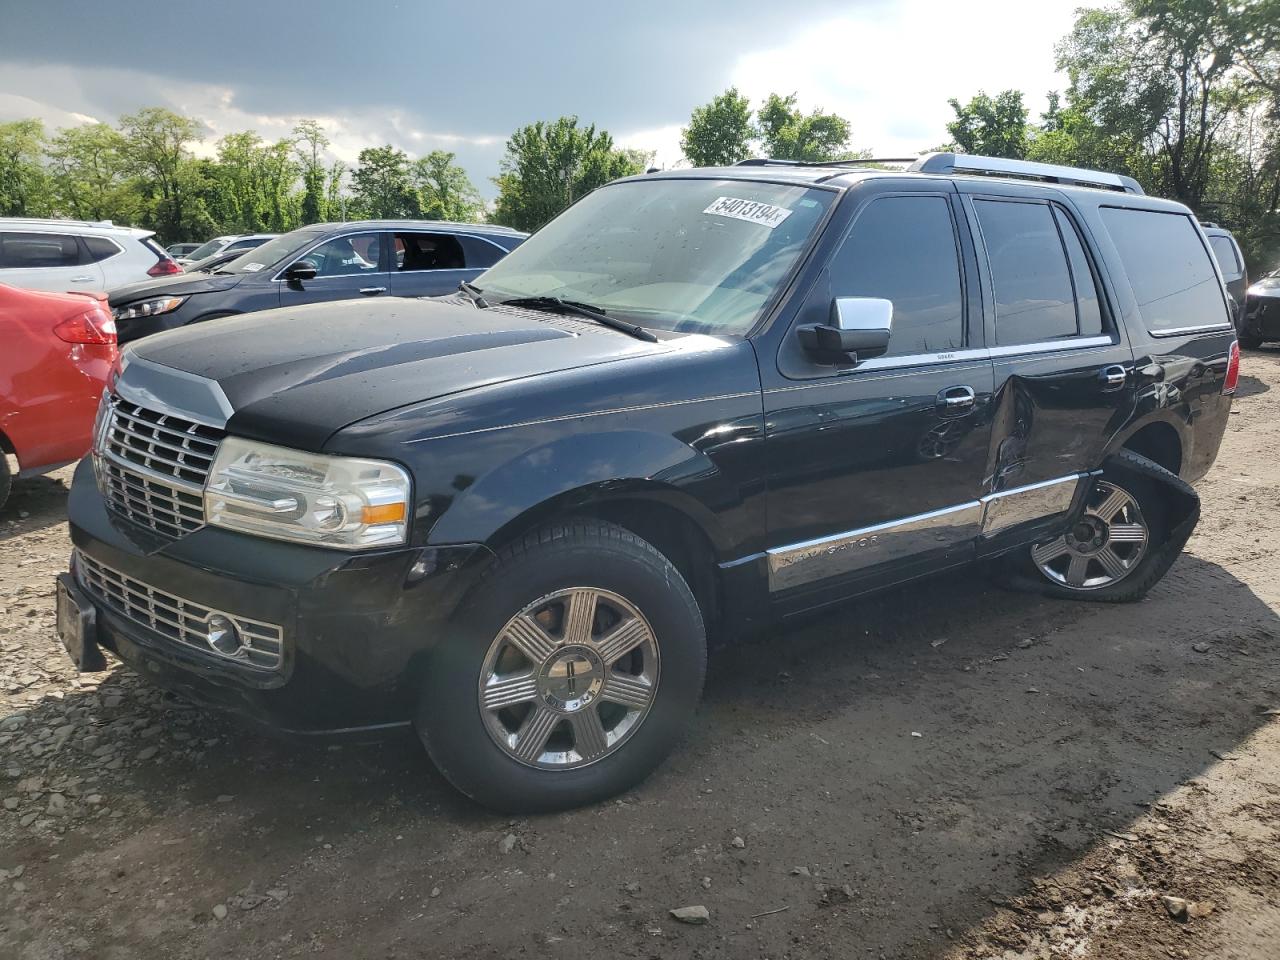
[75,551,283,671]
[99,395,223,538]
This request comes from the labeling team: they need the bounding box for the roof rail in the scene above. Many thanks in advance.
[0,216,121,228]
[909,153,1144,195]
[735,157,920,169]
[1199,220,1220,229]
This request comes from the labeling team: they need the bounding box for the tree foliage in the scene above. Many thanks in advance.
[492,116,644,231]
[681,87,754,166]
[0,119,51,216]
[413,150,485,221]
[756,93,853,162]
[946,90,1030,159]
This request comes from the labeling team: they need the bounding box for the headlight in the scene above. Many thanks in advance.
[204,437,412,549]
[113,296,186,321]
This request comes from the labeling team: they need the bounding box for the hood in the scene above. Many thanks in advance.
[108,270,245,306]
[124,297,670,449]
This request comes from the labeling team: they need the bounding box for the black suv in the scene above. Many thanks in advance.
[107,220,526,343]
[57,154,1238,812]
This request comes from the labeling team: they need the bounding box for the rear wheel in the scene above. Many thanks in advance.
[0,454,11,512]
[416,520,706,812]
[1238,327,1262,349]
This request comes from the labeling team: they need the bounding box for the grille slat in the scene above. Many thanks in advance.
[75,551,283,671]
[98,395,224,538]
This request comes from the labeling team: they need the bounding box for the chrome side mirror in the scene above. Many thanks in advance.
[797,297,894,364]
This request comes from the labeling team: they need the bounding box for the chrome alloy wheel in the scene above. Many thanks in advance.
[478,587,661,769]
[1031,480,1149,590]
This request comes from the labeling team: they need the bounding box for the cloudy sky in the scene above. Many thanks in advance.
[0,0,1083,198]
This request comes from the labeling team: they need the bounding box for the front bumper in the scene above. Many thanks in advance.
[65,458,491,734]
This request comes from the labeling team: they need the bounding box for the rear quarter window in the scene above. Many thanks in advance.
[1208,235,1241,278]
[1101,208,1229,334]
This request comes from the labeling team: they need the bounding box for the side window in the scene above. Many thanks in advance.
[299,232,383,278]
[1101,208,1229,333]
[394,232,467,271]
[1208,235,1241,279]
[0,232,81,269]
[974,199,1077,345]
[83,236,122,263]
[1052,207,1104,338]
[458,235,506,269]
[828,195,965,357]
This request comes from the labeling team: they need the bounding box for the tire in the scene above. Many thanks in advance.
[0,454,11,513]
[1238,327,1262,349]
[416,520,706,813]
[997,458,1188,603]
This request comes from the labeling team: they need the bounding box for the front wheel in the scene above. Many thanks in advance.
[416,520,706,812]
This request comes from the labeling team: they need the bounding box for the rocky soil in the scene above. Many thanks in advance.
[2,352,1280,959]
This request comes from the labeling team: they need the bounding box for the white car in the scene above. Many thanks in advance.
[0,218,180,293]
[180,233,278,270]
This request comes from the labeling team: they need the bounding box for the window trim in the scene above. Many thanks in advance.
[1099,205,1234,339]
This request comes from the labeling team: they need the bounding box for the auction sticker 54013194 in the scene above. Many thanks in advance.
[703,196,793,228]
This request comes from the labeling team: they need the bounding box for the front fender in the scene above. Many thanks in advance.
[424,429,726,550]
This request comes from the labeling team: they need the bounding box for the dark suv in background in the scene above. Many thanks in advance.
[59,154,1236,812]
[107,220,526,343]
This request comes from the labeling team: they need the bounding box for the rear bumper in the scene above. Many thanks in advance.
[65,458,491,733]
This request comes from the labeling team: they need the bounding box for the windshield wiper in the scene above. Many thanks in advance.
[457,280,490,308]
[497,296,658,343]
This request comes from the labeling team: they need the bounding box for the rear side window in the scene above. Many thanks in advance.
[828,195,965,357]
[1208,235,1241,279]
[83,236,121,263]
[394,232,467,271]
[0,232,81,268]
[1052,207,1104,338]
[974,199,1078,345]
[1101,208,1229,333]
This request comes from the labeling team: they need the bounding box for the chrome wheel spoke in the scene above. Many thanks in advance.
[595,617,650,665]
[1095,546,1129,580]
[1093,487,1130,521]
[514,706,560,763]
[1108,523,1147,543]
[570,708,609,760]
[481,673,538,711]
[1066,553,1091,587]
[1031,536,1069,566]
[603,672,655,709]
[562,589,599,646]
[504,614,559,663]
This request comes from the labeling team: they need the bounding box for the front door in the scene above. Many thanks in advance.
[279,231,391,307]
[762,185,994,609]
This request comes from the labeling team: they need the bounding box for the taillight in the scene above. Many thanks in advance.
[54,309,117,344]
[147,258,182,277]
[1223,340,1240,395]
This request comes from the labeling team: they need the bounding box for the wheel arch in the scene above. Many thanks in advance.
[1109,416,1185,478]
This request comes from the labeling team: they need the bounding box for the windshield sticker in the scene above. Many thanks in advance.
[703,196,793,228]
[241,262,265,272]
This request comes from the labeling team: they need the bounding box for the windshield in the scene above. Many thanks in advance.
[476,178,835,335]
[217,230,326,274]
[186,237,228,261]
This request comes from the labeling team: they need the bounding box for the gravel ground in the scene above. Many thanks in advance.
[2,352,1280,959]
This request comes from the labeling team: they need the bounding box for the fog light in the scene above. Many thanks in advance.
[206,613,243,657]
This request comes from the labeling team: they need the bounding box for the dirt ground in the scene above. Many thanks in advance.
[2,354,1280,960]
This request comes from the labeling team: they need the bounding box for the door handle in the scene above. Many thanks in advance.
[70,276,93,283]
[359,286,387,296]
[937,385,975,416]
[1099,364,1128,390]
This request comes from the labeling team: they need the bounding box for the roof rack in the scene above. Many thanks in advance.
[0,216,121,228]
[736,157,920,168]
[908,153,1144,195]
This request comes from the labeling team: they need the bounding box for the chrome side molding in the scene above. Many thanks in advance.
[766,473,1086,591]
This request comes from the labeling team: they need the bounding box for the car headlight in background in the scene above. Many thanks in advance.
[113,296,187,321]
[204,437,411,549]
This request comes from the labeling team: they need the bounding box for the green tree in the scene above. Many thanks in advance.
[46,122,136,222]
[0,119,51,216]
[756,93,853,162]
[681,87,754,166]
[326,160,349,221]
[945,90,1030,159]
[119,107,206,241]
[293,119,330,224]
[411,150,484,221]
[351,145,421,219]
[492,116,644,231]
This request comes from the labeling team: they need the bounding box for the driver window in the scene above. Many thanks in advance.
[301,232,383,277]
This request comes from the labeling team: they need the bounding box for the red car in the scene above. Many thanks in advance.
[0,283,117,510]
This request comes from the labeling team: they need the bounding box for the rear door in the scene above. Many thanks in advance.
[388,231,507,297]
[0,231,104,292]
[960,186,1136,550]
[278,230,391,306]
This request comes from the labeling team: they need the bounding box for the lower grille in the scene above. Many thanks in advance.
[75,551,284,672]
